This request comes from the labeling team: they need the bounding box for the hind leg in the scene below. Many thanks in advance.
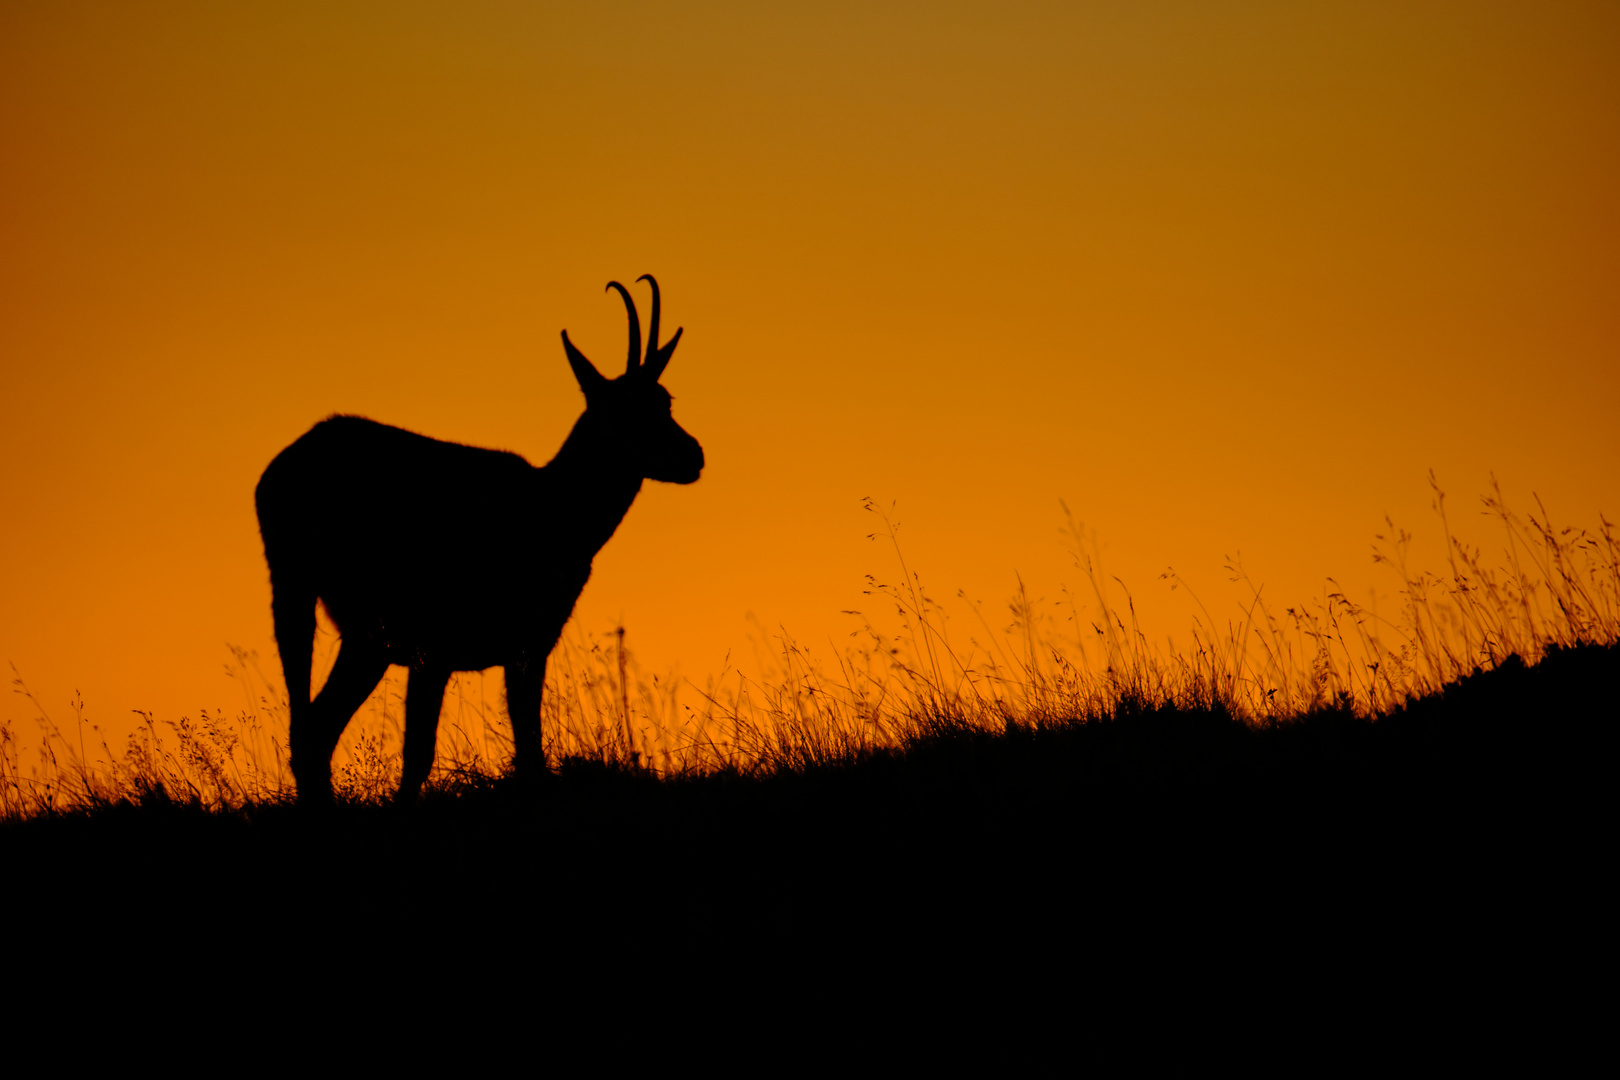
[270,575,323,799]
[292,637,389,804]
[398,665,450,803]
[270,577,316,751]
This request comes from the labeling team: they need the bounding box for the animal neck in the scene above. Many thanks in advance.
[542,417,646,558]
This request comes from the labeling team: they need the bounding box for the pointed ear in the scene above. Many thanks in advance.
[644,326,682,382]
[562,331,608,397]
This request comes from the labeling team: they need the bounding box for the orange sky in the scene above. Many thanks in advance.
[3,2,1617,750]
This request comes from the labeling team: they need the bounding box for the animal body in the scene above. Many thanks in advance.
[255,275,703,803]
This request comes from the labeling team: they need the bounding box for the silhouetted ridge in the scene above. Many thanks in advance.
[8,642,1610,945]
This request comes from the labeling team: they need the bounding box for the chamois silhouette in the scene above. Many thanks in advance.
[255,275,704,804]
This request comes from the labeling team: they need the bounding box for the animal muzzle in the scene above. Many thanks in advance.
[650,432,704,484]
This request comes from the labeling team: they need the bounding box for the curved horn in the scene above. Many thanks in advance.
[637,274,661,368]
[645,327,681,382]
[638,273,682,381]
[605,280,640,375]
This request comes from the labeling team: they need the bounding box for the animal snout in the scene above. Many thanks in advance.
[668,438,704,484]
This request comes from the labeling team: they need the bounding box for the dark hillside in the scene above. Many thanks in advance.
[7,642,1609,965]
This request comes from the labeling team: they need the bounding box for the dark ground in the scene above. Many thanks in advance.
[6,642,1610,995]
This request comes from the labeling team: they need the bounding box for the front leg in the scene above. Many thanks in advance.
[398,664,451,803]
[505,652,547,776]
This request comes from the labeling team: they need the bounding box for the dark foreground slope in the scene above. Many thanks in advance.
[6,642,1611,965]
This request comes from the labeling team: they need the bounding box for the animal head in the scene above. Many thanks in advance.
[560,275,705,485]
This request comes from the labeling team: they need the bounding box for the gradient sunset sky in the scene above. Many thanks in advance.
[3,2,1616,747]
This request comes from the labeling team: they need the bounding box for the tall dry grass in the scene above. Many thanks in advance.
[3,476,1614,819]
